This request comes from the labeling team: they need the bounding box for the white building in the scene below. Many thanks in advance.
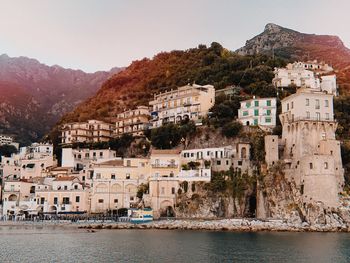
[273,61,337,96]
[0,135,19,149]
[61,148,117,171]
[149,84,215,128]
[238,97,277,127]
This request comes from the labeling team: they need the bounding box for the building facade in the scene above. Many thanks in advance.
[269,87,344,208]
[115,106,151,137]
[238,97,277,128]
[149,84,215,128]
[61,120,115,144]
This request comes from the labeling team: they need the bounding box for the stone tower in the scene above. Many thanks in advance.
[279,87,344,208]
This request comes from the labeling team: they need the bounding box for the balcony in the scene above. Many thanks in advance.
[151,163,178,168]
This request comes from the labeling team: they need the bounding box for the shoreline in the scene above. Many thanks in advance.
[1,219,349,232]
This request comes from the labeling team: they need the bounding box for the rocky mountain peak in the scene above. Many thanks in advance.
[264,23,283,33]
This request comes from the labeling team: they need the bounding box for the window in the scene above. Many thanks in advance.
[130,196,134,201]
[316,112,320,120]
[127,160,131,167]
[246,102,251,108]
[64,186,68,190]
[254,119,258,125]
[254,100,259,107]
[111,174,115,179]
[266,109,271,116]
[171,187,175,194]
[265,118,271,123]
[126,174,130,179]
[76,196,80,203]
[62,197,70,204]
[306,111,310,119]
[324,162,328,169]
[315,99,320,109]
[238,160,243,166]
[291,102,294,109]
[98,199,104,203]
[254,109,259,116]
[306,99,309,106]
[243,111,249,116]
[96,173,101,179]
[287,103,289,110]
[216,160,221,165]
[114,199,118,203]
[266,100,271,106]
[99,152,103,157]
[54,197,58,205]
[325,113,330,120]
[309,163,313,169]
[325,100,329,107]
[74,185,78,190]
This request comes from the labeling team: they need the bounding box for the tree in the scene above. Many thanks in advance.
[0,145,17,161]
[222,121,243,138]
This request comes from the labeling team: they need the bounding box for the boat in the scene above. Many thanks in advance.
[130,208,153,224]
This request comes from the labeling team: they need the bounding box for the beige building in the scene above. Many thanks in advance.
[115,106,150,137]
[266,87,344,208]
[61,120,115,144]
[88,158,150,214]
[149,84,215,128]
[2,180,37,218]
[35,176,89,214]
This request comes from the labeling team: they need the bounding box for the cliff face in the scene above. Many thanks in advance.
[0,54,122,144]
[237,23,350,93]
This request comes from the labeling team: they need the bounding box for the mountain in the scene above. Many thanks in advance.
[0,54,122,144]
[237,23,350,92]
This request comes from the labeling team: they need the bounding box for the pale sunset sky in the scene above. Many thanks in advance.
[0,0,349,72]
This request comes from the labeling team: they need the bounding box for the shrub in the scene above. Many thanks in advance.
[222,121,243,138]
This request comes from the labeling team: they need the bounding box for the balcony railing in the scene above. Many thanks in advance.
[151,163,178,168]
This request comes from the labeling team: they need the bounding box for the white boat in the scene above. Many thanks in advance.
[130,208,153,224]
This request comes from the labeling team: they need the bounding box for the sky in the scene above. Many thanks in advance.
[1,0,350,72]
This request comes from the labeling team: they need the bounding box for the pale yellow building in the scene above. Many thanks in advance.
[149,84,215,128]
[35,176,90,214]
[115,106,150,137]
[89,158,150,214]
[61,120,115,144]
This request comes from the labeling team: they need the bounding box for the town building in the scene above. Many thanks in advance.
[88,158,150,214]
[266,87,344,208]
[238,97,277,128]
[0,143,56,180]
[115,106,151,137]
[61,148,117,171]
[273,61,337,95]
[149,84,215,128]
[0,134,19,149]
[61,120,115,144]
[35,176,89,215]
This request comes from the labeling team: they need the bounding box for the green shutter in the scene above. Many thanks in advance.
[265,117,271,123]
[267,100,271,106]
[254,100,259,107]
[254,109,259,116]
[266,109,271,116]
[254,119,258,125]
[246,102,251,108]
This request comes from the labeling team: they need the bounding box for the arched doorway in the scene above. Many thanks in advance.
[160,200,175,217]
[8,194,17,202]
